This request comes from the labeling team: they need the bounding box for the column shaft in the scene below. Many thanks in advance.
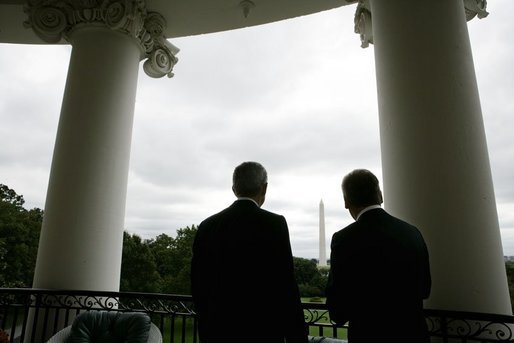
[370,0,511,313]
[32,27,141,291]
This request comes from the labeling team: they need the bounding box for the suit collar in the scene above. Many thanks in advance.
[233,198,260,207]
[356,205,383,220]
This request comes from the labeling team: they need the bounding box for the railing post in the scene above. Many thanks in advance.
[441,313,448,343]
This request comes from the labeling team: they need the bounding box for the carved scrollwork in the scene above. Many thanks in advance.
[25,4,68,44]
[352,0,488,49]
[354,0,373,49]
[464,0,489,21]
[105,2,131,30]
[24,0,179,79]
[142,12,179,78]
[24,1,146,43]
[143,48,176,78]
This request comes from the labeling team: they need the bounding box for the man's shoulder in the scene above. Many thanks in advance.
[366,211,426,246]
[256,207,284,219]
[332,221,360,241]
[198,205,232,228]
[362,208,419,230]
[383,211,422,233]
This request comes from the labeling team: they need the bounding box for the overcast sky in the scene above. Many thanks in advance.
[1,2,513,259]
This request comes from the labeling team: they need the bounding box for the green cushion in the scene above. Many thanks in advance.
[68,311,151,343]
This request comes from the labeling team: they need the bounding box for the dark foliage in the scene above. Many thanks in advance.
[505,261,514,311]
[0,184,42,287]
[293,257,328,297]
[120,226,197,295]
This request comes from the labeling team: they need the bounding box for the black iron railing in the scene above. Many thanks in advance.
[0,288,197,343]
[0,288,513,342]
[424,308,514,342]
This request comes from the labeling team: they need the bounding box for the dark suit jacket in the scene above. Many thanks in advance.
[326,208,431,343]
[191,200,308,343]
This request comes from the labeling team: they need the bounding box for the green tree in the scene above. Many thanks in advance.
[149,226,197,295]
[0,184,25,207]
[293,257,319,284]
[311,265,329,294]
[0,239,7,286]
[293,257,327,297]
[505,261,514,311]
[0,184,42,287]
[147,233,175,278]
[120,232,162,293]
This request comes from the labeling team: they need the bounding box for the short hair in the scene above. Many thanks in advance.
[232,162,268,197]
[342,169,382,207]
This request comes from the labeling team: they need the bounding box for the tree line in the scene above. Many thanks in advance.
[119,228,329,297]
[0,183,327,297]
[6,182,514,306]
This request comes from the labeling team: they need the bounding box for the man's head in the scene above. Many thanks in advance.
[342,169,383,219]
[232,162,268,206]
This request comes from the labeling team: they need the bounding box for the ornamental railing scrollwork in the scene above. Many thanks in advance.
[23,0,178,78]
[424,309,514,342]
[304,308,331,323]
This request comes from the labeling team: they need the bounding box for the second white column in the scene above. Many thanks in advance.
[369,0,511,314]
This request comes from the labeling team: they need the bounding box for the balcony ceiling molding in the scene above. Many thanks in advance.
[0,0,357,44]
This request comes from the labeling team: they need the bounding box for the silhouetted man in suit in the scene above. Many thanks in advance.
[191,162,308,343]
[326,169,431,343]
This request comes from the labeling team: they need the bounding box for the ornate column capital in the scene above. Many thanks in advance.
[354,0,372,49]
[464,0,488,21]
[354,0,489,49]
[23,0,178,78]
[141,12,179,78]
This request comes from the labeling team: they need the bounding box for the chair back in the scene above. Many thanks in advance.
[47,311,162,342]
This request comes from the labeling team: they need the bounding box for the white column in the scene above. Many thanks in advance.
[363,0,511,314]
[25,1,179,292]
[32,27,140,291]
[319,199,327,267]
